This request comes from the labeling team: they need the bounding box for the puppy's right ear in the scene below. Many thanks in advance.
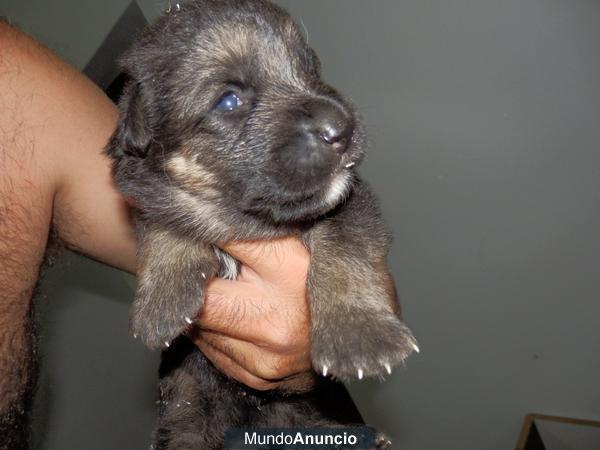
[107,81,152,158]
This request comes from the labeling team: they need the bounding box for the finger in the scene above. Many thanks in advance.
[198,278,271,341]
[199,277,309,351]
[220,236,308,280]
[196,338,280,391]
[196,329,311,381]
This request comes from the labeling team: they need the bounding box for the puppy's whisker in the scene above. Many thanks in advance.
[298,17,312,72]
[299,17,310,44]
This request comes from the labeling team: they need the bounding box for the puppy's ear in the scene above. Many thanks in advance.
[107,81,153,158]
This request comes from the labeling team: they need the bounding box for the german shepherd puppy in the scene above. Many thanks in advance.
[106,0,418,448]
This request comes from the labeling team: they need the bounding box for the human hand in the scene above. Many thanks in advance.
[191,236,314,391]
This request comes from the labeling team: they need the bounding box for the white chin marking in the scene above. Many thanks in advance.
[325,172,351,206]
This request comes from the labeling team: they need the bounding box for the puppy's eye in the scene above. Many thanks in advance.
[215,92,243,112]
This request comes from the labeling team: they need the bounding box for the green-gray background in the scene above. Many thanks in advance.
[1,1,599,449]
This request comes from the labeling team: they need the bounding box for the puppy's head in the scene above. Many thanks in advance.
[109,0,366,224]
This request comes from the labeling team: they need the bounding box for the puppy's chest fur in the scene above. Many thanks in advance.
[213,246,240,280]
[151,182,349,281]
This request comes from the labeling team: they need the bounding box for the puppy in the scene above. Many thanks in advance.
[106,0,418,448]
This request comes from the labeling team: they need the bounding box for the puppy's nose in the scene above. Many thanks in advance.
[307,101,353,154]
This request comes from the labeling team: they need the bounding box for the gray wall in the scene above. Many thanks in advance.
[1,1,599,449]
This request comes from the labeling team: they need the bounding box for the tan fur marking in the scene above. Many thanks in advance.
[166,154,218,192]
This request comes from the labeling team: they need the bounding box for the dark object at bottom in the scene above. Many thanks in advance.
[153,338,364,450]
[523,422,545,450]
[516,413,600,450]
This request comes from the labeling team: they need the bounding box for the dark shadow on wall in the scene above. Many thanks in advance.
[83,1,148,92]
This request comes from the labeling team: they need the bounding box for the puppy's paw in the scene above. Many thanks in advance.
[311,313,418,381]
[373,432,392,450]
[130,263,216,349]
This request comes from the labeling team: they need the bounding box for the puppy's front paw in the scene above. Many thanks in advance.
[311,312,418,381]
[130,262,216,349]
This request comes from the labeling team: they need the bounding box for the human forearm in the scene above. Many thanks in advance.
[0,23,72,447]
[0,90,54,450]
[0,181,51,412]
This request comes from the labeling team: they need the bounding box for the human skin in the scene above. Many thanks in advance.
[0,19,312,422]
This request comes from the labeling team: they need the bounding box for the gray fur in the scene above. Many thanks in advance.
[106,0,416,448]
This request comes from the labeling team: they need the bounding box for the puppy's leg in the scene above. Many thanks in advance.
[131,222,218,349]
[304,181,418,381]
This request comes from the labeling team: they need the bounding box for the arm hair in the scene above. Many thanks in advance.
[0,21,136,445]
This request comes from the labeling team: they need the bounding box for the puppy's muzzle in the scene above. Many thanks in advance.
[299,99,354,156]
[270,98,354,192]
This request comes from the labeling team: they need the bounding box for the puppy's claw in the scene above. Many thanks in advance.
[133,334,138,340]
[164,341,170,348]
[413,343,420,353]
[185,317,193,325]
[358,369,364,380]
[345,162,356,168]
[384,363,392,375]
[201,272,207,279]
[322,366,328,377]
